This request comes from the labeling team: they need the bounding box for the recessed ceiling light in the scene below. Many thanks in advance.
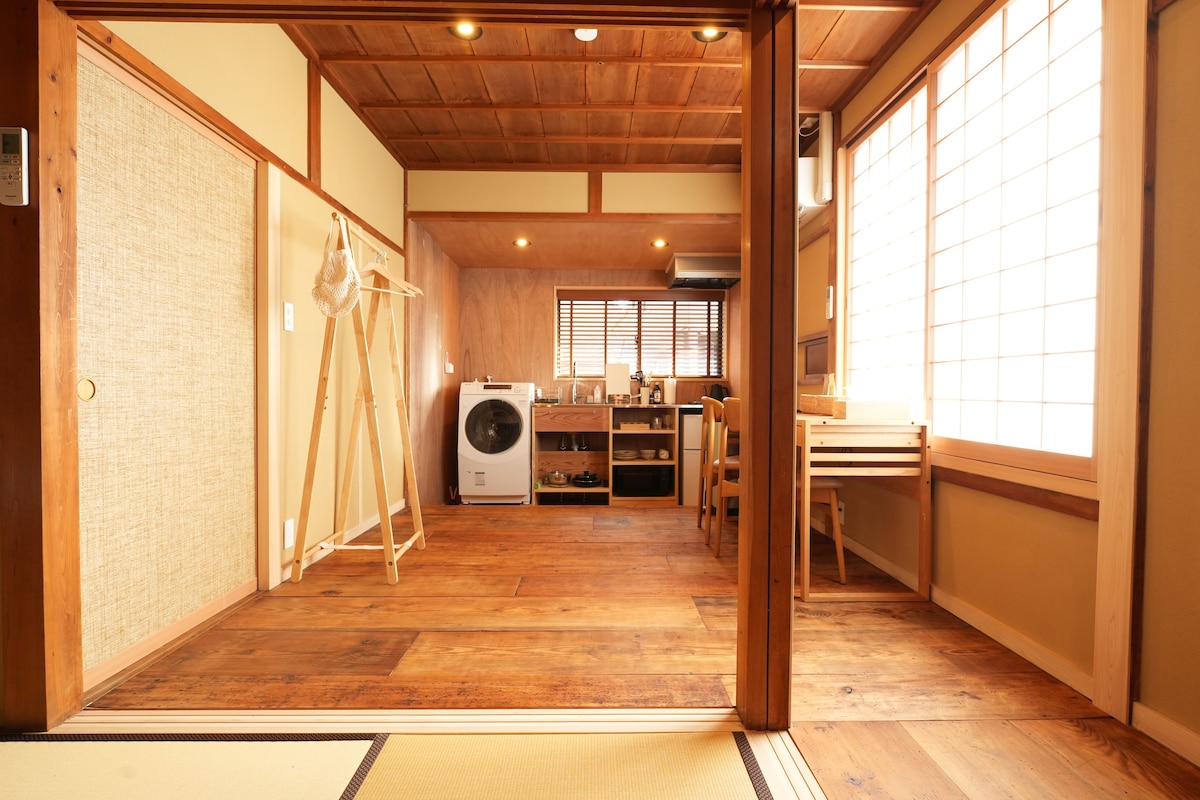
[449,22,483,41]
[692,28,727,43]
[574,28,598,42]
[651,239,670,249]
[513,238,531,247]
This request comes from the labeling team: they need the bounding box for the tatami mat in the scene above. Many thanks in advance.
[0,735,374,800]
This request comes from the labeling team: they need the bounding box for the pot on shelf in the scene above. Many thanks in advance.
[572,470,601,487]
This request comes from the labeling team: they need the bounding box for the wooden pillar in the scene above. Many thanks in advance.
[737,4,798,731]
[0,0,83,732]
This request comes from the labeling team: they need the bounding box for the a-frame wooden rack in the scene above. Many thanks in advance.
[291,213,424,585]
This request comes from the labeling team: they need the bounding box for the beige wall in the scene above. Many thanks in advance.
[106,22,308,171]
[797,231,829,339]
[320,79,406,244]
[603,172,742,214]
[408,171,588,213]
[934,485,1098,671]
[1142,0,1200,737]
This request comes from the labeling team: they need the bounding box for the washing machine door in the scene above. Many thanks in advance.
[462,398,525,455]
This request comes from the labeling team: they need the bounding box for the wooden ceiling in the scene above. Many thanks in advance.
[284,2,932,171]
[68,1,932,270]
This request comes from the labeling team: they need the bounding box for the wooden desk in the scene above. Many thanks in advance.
[796,414,931,602]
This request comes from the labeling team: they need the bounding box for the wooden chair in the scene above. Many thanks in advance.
[710,397,741,557]
[696,396,725,533]
[799,476,846,584]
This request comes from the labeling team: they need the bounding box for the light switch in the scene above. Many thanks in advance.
[283,518,295,549]
[283,301,294,332]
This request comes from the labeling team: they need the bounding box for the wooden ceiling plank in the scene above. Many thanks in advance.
[326,62,402,104]
[798,9,842,59]
[495,108,546,137]
[587,109,634,137]
[448,109,505,136]
[540,109,589,137]
[798,69,856,109]
[350,22,419,56]
[685,64,742,107]
[477,62,540,104]
[633,65,701,106]
[817,8,919,61]
[424,63,492,104]
[531,62,587,104]
[629,110,684,139]
[586,62,639,104]
[374,63,444,102]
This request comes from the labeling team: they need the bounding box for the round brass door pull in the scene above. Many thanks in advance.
[77,378,96,402]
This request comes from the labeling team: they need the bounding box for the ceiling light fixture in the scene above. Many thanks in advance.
[692,28,727,43]
[513,238,531,247]
[574,28,598,42]
[651,239,670,249]
[449,22,483,41]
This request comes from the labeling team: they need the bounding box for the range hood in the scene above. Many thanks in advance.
[666,254,741,289]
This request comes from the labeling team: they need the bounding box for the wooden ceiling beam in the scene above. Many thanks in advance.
[54,1,751,26]
[390,133,741,145]
[799,59,870,69]
[797,0,921,9]
[323,54,740,67]
[363,101,740,113]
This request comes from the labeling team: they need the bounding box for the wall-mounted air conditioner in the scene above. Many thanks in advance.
[666,254,741,289]
[799,111,833,209]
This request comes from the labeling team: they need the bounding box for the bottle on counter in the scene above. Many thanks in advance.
[652,382,662,404]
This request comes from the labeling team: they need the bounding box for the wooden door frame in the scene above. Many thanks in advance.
[1,0,800,732]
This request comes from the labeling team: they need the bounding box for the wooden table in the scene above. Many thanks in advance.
[796,413,931,602]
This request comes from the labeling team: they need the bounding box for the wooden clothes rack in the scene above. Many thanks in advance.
[291,213,424,585]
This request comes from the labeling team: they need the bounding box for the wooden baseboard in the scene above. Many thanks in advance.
[277,499,408,585]
[1133,702,1200,768]
[931,587,1094,699]
[82,578,258,694]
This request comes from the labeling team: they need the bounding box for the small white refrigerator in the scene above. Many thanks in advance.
[680,411,702,506]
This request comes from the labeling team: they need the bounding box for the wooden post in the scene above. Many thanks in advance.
[0,0,83,732]
[737,4,799,731]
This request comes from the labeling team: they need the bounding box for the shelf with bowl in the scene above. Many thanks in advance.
[609,406,678,506]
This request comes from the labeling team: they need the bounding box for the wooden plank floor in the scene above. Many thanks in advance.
[90,505,1200,798]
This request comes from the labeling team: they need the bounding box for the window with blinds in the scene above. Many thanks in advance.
[556,290,725,379]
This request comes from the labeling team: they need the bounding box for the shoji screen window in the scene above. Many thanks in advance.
[845,87,929,404]
[930,0,1101,467]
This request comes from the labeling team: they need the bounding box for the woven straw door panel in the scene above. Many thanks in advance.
[76,56,257,673]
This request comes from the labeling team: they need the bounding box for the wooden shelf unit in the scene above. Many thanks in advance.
[532,405,610,505]
[610,406,678,506]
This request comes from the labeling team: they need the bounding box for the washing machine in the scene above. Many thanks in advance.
[457,381,535,504]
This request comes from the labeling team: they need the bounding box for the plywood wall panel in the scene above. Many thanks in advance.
[407,221,461,505]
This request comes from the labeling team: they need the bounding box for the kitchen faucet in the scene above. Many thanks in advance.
[571,361,578,404]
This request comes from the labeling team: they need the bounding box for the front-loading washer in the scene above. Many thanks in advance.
[457,381,535,504]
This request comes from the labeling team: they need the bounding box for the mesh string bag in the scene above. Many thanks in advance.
[311,214,361,318]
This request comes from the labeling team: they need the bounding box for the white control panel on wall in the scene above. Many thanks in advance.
[1,127,29,207]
